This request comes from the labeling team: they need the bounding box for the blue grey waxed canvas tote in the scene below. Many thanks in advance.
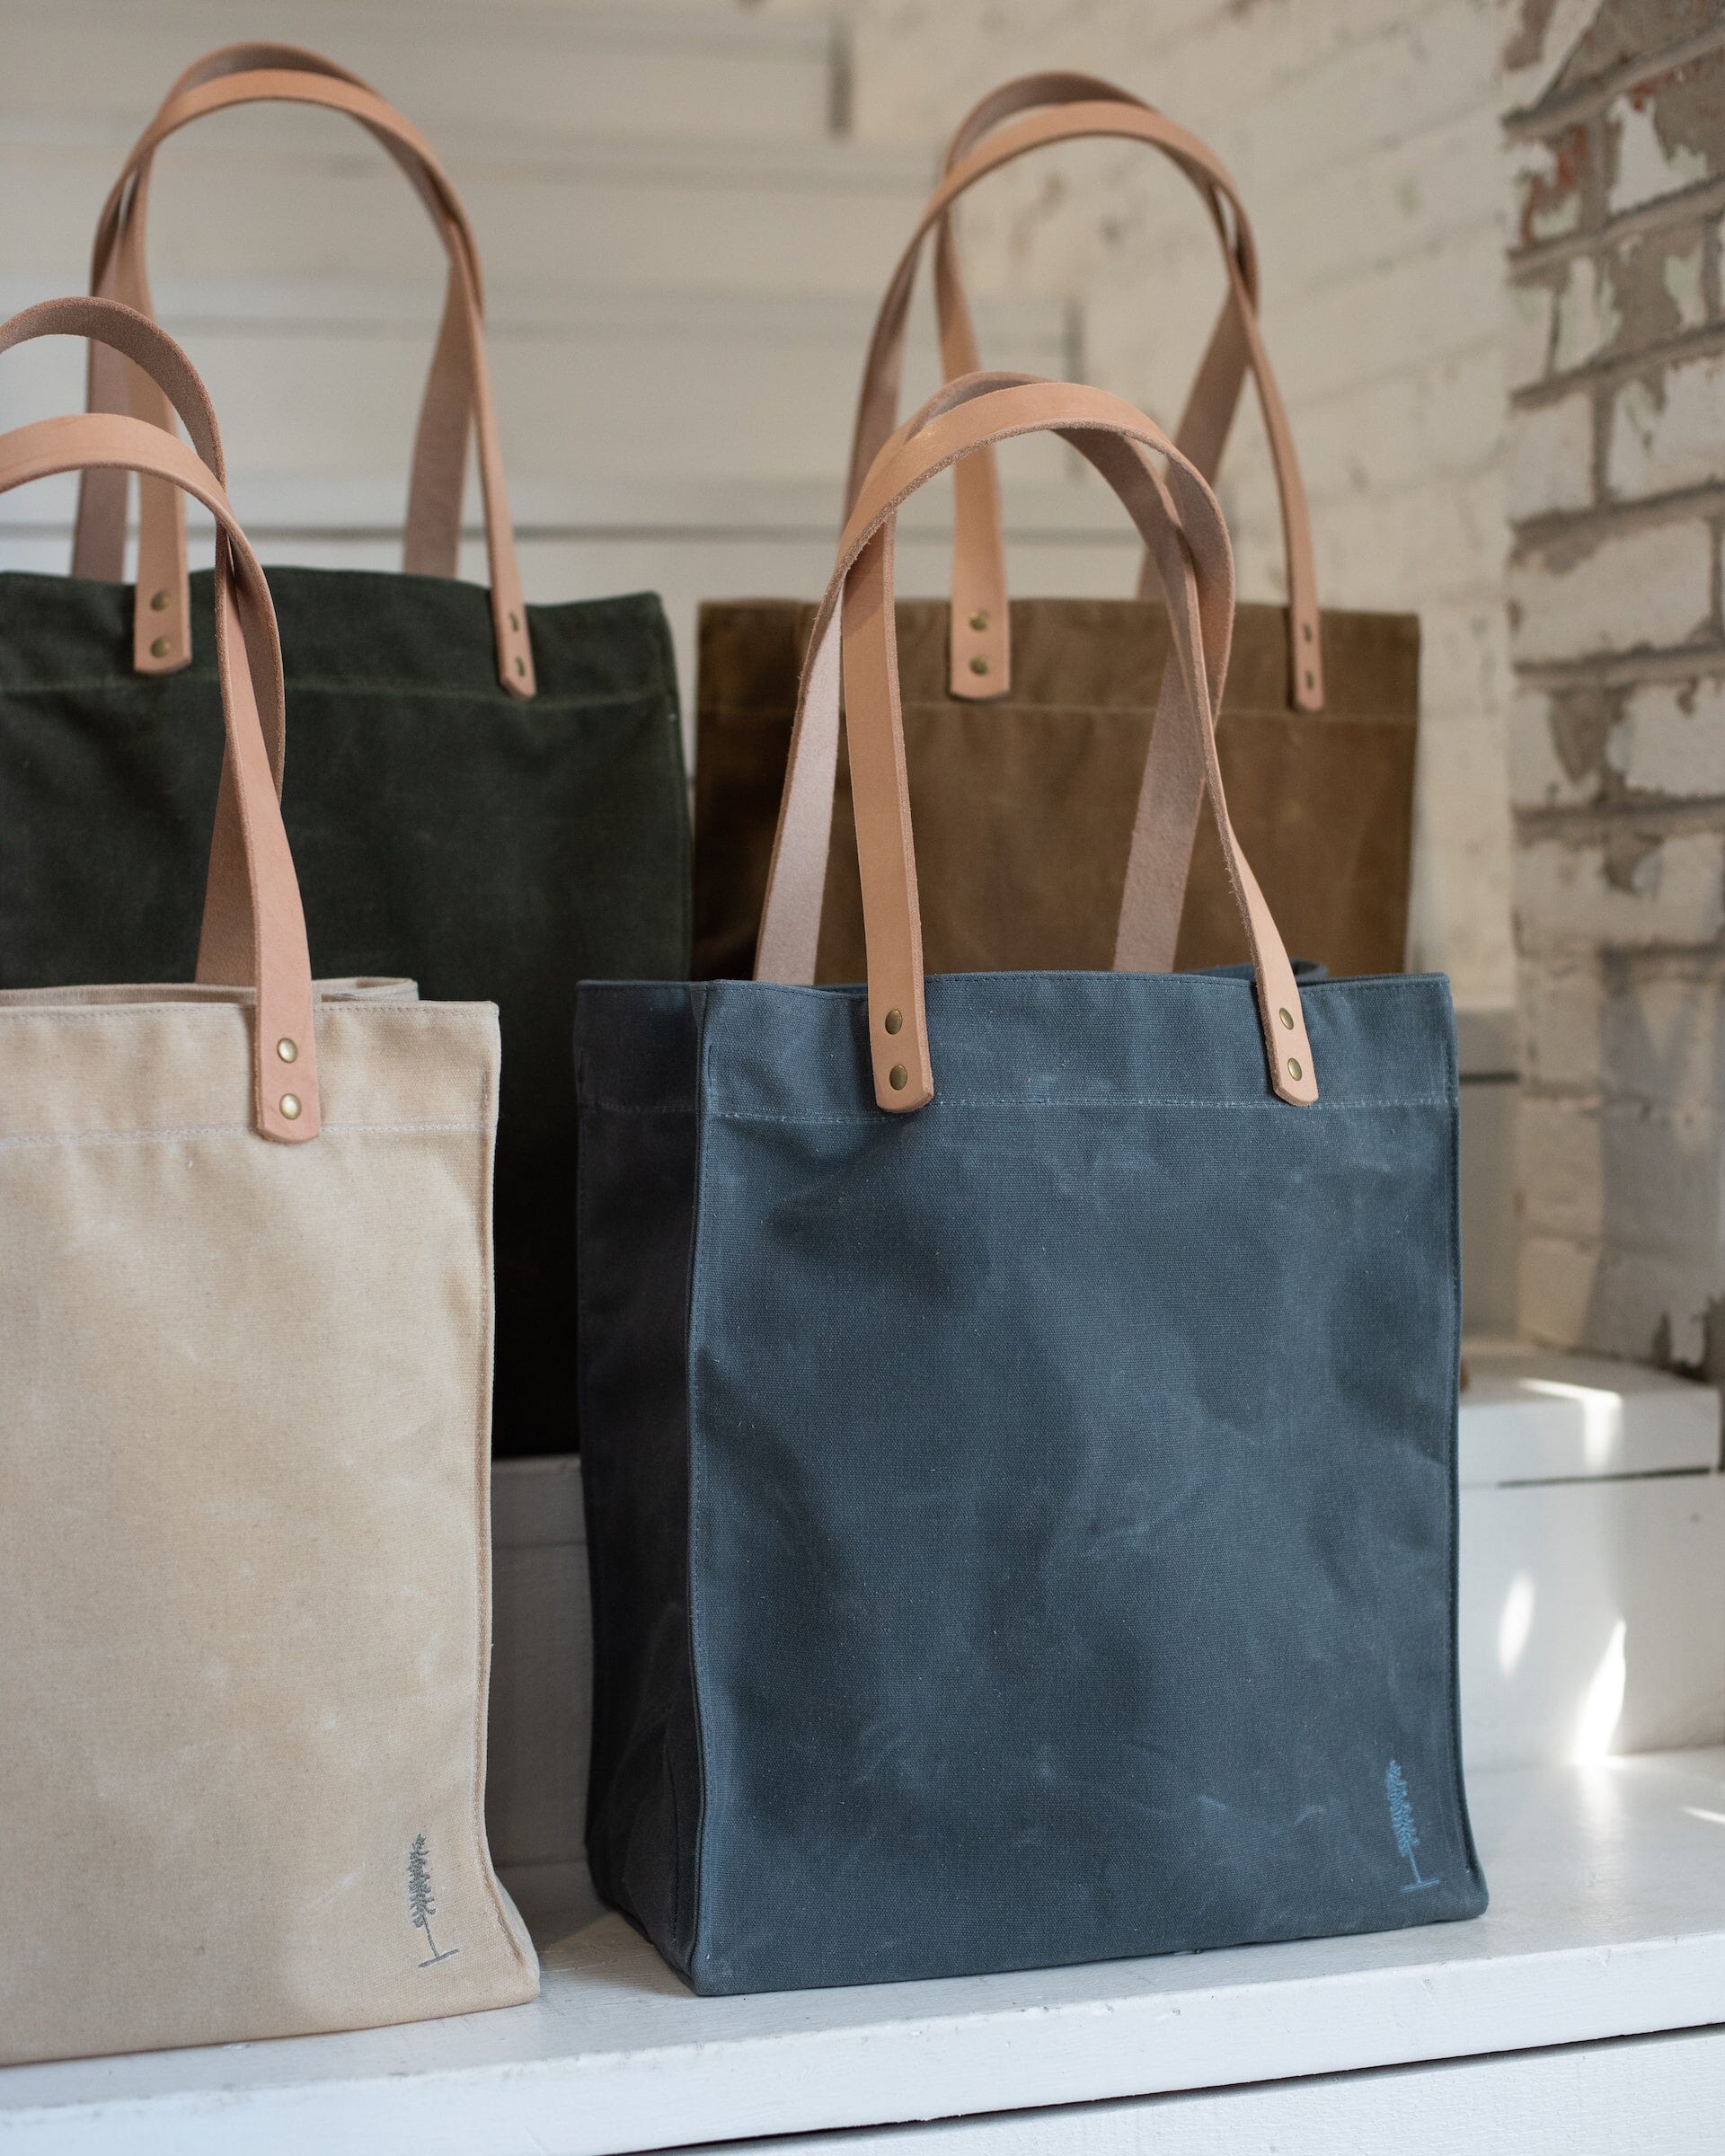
[577,373,1487,1996]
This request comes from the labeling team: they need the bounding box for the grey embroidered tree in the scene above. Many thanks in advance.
[407,1833,459,1966]
[1384,1760,1438,1891]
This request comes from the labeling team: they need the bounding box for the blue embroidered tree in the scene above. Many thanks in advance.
[407,1833,460,1966]
[1384,1761,1439,1891]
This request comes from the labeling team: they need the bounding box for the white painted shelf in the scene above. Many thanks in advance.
[5,1749,1725,2154]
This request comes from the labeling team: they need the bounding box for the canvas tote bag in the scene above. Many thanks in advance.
[0,299,536,2063]
[4,43,688,1455]
[693,74,1418,985]
[579,370,1483,1996]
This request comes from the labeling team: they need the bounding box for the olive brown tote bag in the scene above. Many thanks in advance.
[579,373,1483,1996]
[693,75,1417,987]
[0,300,535,2063]
[4,45,688,1455]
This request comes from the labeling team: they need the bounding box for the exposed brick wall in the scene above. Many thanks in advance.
[798,0,1522,1009]
[1506,2,1725,1368]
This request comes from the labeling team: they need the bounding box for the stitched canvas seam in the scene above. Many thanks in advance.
[703,1096,1454,1125]
[463,1052,536,1984]
[0,1119,488,1149]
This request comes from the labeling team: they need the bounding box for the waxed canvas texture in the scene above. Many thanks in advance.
[578,969,1486,1995]
[0,564,688,1455]
[0,984,537,2064]
[692,597,1418,984]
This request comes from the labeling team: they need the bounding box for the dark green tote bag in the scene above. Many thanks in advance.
[578,375,1482,1994]
[0,47,688,1455]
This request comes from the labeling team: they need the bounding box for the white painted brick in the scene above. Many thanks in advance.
[1610,675,1725,797]
[1508,393,1596,520]
[1508,685,1608,809]
[1508,517,1713,662]
[1519,1094,1721,1252]
[1511,129,1586,245]
[1517,956,1603,1090]
[1519,1234,1714,1364]
[1506,277,1557,392]
[1601,964,1725,1110]
[1516,826,1725,950]
[1610,352,1725,499]
[1552,256,1623,376]
[1608,79,1716,215]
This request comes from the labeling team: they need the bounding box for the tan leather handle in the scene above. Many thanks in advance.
[846,77,1322,713]
[762,370,1209,985]
[73,45,535,699]
[760,373,1318,1113]
[0,376,319,1141]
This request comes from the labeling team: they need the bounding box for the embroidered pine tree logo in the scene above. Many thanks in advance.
[1384,1761,1440,1893]
[407,1834,459,1967]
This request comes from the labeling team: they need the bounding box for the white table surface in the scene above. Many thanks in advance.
[4,1749,1725,2154]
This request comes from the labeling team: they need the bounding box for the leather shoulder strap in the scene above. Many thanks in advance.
[759,372,1317,1112]
[0,388,317,1142]
[846,78,1321,712]
[73,47,534,698]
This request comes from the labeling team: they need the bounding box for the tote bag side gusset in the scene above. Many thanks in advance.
[576,983,710,1979]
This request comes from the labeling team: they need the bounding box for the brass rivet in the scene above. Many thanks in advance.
[509,612,520,632]
[889,1064,908,1091]
[277,1037,298,1064]
[279,1092,302,1121]
[1302,622,1314,643]
[969,655,989,676]
[884,1007,903,1035]
[1278,1007,1294,1030]
[969,610,989,632]
[149,635,171,659]
[1287,1058,1303,1082]
[515,656,526,676]
[1304,669,1315,691]
[149,588,170,613]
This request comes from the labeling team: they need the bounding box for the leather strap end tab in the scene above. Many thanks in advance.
[131,603,191,674]
[131,467,193,672]
[948,605,1010,701]
[869,985,933,1114]
[1265,995,1320,1107]
[257,1065,322,1143]
[1291,608,1324,712]
[946,436,1010,699]
[495,595,536,700]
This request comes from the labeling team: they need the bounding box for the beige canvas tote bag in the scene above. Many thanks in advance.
[0,299,536,2066]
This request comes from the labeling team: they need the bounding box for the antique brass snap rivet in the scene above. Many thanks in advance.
[1304,669,1315,691]
[509,612,520,632]
[1287,1058,1303,1082]
[277,1038,298,1064]
[279,1093,303,1121]
[969,656,989,676]
[150,636,171,658]
[969,611,989,632]
[889,1065,908,1091]
[149,588,170,612]
[1278,1007,1294,1029]
[884,1008,903,1035]
[515,656,526,676]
